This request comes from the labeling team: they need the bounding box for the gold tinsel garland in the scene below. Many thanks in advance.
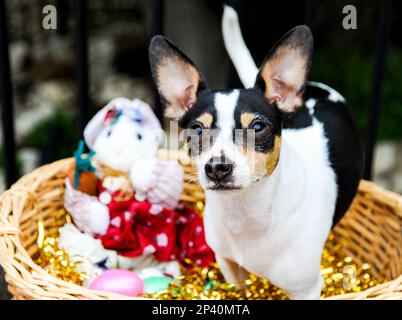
[36,219,88,285]
[149,235,384,300]
[36,207,384,299]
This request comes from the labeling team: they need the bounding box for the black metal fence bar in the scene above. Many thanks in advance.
[74,0,90,134]
[363,0,392,180]
[304,0,317,28]
[0,0,17,188]
[151,0,164,126]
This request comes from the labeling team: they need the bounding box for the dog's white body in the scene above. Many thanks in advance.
[202,91,337,299]
[149,5,362,300]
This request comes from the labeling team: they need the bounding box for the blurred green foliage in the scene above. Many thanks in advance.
[311,47,402,141]
[0,146,23,176]
[0,109,79,175]
[20,108,80,161]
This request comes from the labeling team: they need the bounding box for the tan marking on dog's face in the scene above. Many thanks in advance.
[237,135,282,180]
[196,113,213,128]
[265,135,281,175]
[240,112,255,128]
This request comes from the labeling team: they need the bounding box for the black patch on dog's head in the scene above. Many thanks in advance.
[234,89,282,153]
[179,90,217,129]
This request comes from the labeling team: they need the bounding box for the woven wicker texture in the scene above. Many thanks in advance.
[0,151,401,300]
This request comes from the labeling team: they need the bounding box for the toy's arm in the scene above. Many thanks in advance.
[130,158,184,209]
[64,179,110,236]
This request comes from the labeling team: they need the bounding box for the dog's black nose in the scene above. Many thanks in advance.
[205,157,234,182]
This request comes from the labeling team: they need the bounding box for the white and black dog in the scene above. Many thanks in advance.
[148,6,363,299]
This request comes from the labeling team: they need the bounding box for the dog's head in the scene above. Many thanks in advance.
[149,26,313,191]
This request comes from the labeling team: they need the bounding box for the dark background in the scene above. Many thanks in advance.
[1,0,401,170]
[0,0,401,299]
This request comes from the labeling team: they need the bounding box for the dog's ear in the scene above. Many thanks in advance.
[254,25,313,114]
[149,36,208,119]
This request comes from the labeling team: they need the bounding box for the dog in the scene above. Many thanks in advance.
[148,5,363,299]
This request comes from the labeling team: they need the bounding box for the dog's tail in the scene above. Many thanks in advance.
[222,5,258,88]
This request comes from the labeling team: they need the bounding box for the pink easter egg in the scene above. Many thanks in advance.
[89,269,144,297]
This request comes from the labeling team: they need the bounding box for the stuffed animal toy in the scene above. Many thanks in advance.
[84,97,164,174]
[64,97,184,236]
[63,97,215,279]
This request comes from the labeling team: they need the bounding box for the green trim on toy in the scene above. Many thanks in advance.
[73,140,96,188]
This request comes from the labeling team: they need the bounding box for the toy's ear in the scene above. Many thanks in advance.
[83,103,116,149]
[130,98,164,146]
[149,36,208,119]
[254,25,313,114]
[132,99,161,130]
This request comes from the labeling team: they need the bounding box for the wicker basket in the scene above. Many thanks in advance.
[0,150,401,300]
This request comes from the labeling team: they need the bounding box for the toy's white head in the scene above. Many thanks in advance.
[84,97,163,172]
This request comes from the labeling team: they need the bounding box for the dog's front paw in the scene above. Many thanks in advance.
[287,276,324,300]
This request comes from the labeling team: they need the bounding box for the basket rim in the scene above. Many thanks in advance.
[0,156,401,300]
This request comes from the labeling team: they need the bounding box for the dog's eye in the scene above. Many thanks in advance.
[252,121,268,133]
[191,123,203,136]
[137,133,143,140]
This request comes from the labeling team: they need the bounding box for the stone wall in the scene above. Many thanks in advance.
[373,140,402,194]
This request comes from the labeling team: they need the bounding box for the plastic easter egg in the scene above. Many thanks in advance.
[143,276,173,294]
[89,269,144,297]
